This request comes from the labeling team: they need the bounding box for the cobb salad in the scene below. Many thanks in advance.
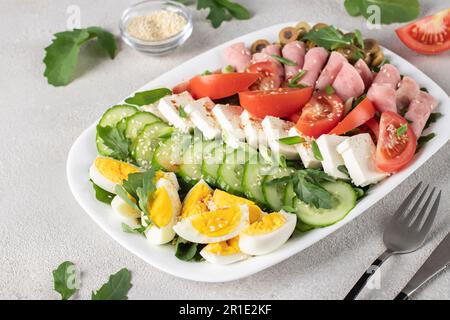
[89,22,441,265]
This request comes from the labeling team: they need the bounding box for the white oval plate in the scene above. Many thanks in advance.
[67,22,450,282]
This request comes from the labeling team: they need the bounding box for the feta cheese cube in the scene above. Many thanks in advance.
[240,110,267,149]
[157,92,195,132]
[337,133,388,187]
[212,104,245,149]
[316,134,349,180]
[288,127,322,169]
[261,116,299,160]
[184,97,221,140]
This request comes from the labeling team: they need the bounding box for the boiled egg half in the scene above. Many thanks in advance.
[200,236,248,265]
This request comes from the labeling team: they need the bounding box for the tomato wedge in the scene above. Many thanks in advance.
[329,97,376,135]
[295,92,344,138]
[376,112,417,173]
[239,87,312,118]
[188,73,259,100]
[172,81,189,94]
[246,61,282,90]
[396,8,450,55]
[365,118,380,141]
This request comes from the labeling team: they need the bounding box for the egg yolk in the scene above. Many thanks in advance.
[242,212,286,236]
[181,182,212,219]
[212,189,262,223]
[95,157,139,184]
[148,187,173,228]
[204,237,241,256]
[191,206,242,237]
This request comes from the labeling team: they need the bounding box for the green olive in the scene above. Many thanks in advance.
[312,23,328,31]
[371,50,385,67]
[363,39,380,55]
[250,39,270,54]
[295,21,311,31]
[305,39,316,50]
[279,27,300,45]
[336,46,358,64]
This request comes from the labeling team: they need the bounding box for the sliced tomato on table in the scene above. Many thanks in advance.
[239,87,313,118]
[376,112,417,173]
[396,8,450,55]
[188,73,259,100]
[329,97,376,135]
[246,61,283,90]
[295,92,344,138]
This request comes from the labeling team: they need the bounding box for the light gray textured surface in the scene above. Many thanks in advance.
[0,0,449,300]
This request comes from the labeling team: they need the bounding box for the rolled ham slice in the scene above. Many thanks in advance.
[367,83,397,113]
[372,64,401,89]
[405,91,438,138]
[332,62,365,101]
[262,44,282,57]
[396,76,420,111]
[316,51,347,91]
[225,42,252,72]
[354,59,374,90]
[299,47,329,88]
[282,41,306,80]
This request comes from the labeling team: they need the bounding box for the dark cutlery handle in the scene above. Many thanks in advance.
[394,292,410,300]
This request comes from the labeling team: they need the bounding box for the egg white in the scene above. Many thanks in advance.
[200,246,248,265]
[173,204,250,244]
[239,210,296,256]
[110,195,141,227]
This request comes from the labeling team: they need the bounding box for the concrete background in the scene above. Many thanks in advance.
[0,0,449,300]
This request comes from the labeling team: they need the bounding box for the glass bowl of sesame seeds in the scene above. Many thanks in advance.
[119,0,193,55]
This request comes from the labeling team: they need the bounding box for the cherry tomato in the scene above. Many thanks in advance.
[295,92,344,138]
[239,87,313,118]
[396,8,450,55]
[246,61,282,90]
[376,112,417,173]
[188,73,259,100]
[329,97,376,135]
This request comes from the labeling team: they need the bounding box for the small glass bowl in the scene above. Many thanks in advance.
[119,0,193,55]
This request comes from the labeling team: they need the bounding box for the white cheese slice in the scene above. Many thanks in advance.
[288,127,322,169]
[337,133,388,187]
[240,110,267,149]
[157,92,195,132]
[184,97,221,140]
[261,116,299,160]
[316,134,349,180]
[212,104,245,149]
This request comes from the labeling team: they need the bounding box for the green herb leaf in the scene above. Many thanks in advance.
[222,65,235,73]
[214,0,251,20]
[294,170,335,209]
[43,27,117,86]
[344,0,362,17]
[354,29,364,49]
[311,141,323,161]
[424,112,442,130]
[357,0,420,24]
[115,185,141,212]
[175,237,203,261]
[121,223,146,235]
[96,125,130,161]
[179,106,189,118]
[420,87,429,93]
[416,133,436,153]
[201,70,213,76]
[337,165,349,176]
[303,25,353,50]
[124,88,172,106]
[90,180,115,204]
[52,261,78,300]
[325,84,335,95]
[91,268,132,300]
[278,136,305,145]
[271,54,297,66]
[197,0,232,28]
[120,170,156,215]
[396,123,408,136]
[354,187,367,199]
[289,70,307,84]
[352,94,366,109]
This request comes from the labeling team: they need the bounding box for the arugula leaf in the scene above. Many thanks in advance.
[91,268,132,300]
[124,88,172,106]
[420,87,429,93]
[396,123,408,137]
[294,171,335,209]
[119,170,156,216]
[325,84,335,95]
[344,0,362,17]
[303,25,353,50]
[43,27,117,86]
[354,29,364,49]
[53,261,78,300]
[311,141,323,161]
[197,0,250,28]
[416,133,436,153]
[115,185,140,212]
[175,237,204,261]
[90,179,115,204]
[271,55,297,66]
[214,0,251,20]
[424,113,443,130]
[96,125,130,161]
[121,223,146,235]
[278,136,305,145]
[337,165,349,176]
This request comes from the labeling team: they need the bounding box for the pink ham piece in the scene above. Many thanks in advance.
[405,91,438,138]
[225,42,252,72]
[281,41,306,80]
[252,51,285,86]
[316,51,347,91]
[299,47,329,88]
[372,64,401,89]
[367,83,397,113]
[354,59,374,90]
[396,76,420,111]
[262,44,282,57]
[332,62,365,101]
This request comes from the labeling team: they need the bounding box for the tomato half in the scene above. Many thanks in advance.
[329,97,376,135]
[376,112,417,173]
[295,92,344,138]
[365,118,380,142]
[396,8,450,55]
[239,87,313,118]
[188,73,259,100]
[246,61,282,90]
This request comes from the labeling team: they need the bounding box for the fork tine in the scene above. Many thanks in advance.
[411,187,436,228]
[403,185,429,224]
[419,191,441,235]
[391,182,423,221]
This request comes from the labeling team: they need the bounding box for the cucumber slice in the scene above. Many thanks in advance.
[178,138,205,184]
[131,122,173,168]
[124,111,162,140]
[283,182,296,208]
[262,166,296,211]
[96,105,138,156]
[201,141,225,186]
[152,133,190,172]
[295,181,356,227]
[242,160,271,206]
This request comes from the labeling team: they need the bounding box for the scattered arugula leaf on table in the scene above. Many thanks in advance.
[43,27,117,86]
[53,261,78,300]
[343,0,420,24]
[90,179,115,204]
[193,0,251,28]
[91,268,132,300]
[125,88,172,106]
